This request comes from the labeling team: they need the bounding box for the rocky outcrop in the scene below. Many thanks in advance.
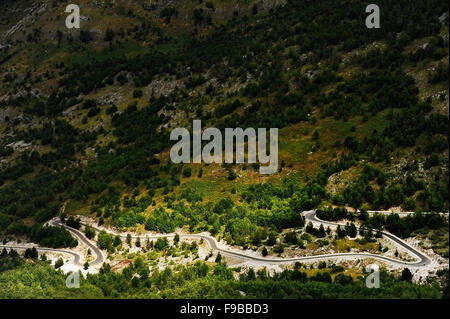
[1,0,49,42]
[144,78,184,98]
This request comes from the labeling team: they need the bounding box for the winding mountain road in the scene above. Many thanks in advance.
[68,210,431,268]
[302,210,431,267]
[3,210,431,269]
[0,217,106,267]
[50,219,104,266]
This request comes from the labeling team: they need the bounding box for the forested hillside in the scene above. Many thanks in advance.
[0,249,447,298]
[0,0,448,298]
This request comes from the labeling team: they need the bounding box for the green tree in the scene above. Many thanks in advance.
[54,258,64,269]
[84,225,95,240]
[182,167,192,178]
[98,231,113,250]
[113,235,121,247]
[104,28,115,41]
[401,268,413,282]
[24,247,38,259]
[126,234,132,247]
[131,276,140,288]
[155,237,168,251]
[261,246,268,256]
[317,224,326,238]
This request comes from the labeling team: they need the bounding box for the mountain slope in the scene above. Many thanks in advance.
[0,0,448,257]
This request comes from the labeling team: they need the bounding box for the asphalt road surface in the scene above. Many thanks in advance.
[50,219,104,266]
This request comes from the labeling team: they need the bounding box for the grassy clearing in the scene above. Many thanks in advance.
[332,238,379,253]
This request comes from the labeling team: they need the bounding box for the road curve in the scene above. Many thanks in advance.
[50,220,104,266]
[0,245,81,266]
[303,210,431,267]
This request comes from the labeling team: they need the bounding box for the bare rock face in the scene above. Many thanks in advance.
[95,91,122,105]
[0,89,41,105]
[114,71,134,85]
[439,11,449,26]
[0,44,11,50]
[6,140,32,151]
[144,78,184,98]
[1,0,49,42]
[0,107,21,125]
